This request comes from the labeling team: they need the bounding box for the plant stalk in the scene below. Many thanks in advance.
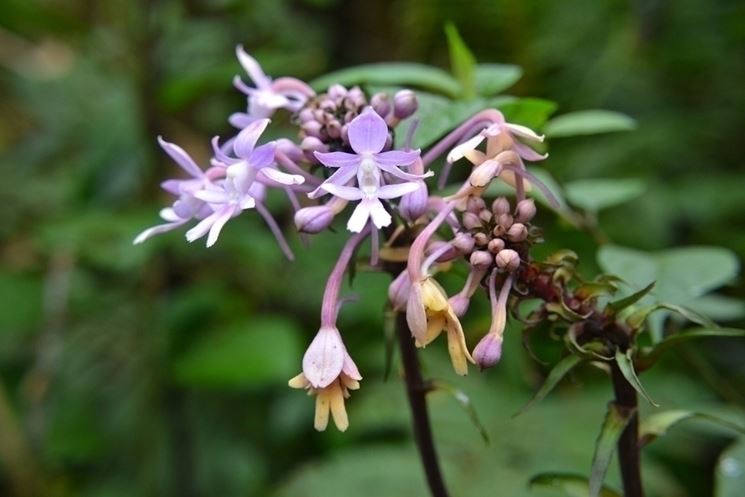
[610,362,644,497]
[395,312,451,497]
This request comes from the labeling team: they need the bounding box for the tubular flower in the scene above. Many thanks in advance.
[311,107,431,232]
[288,326,362,432]
[406,277,474,375]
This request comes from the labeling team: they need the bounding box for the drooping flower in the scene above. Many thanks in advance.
[310,107,431,232]
[288,326,362,432]
[231,46,315,126]
[472,272,514,370]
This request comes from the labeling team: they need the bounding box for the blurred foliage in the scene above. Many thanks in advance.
[1,0,744,496]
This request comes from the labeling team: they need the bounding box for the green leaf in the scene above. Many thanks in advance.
[657,303,717,329]
[589,403,636,497]
[529,473,622,497]
[564,179,646,213]
[309,63,461,97]
[474,63,522,96]
[717,438,745,497]
[687,295,745,322]
[444,22,477,98]
[498,97,558,130]
[515,355,583,417]
[597,246,656,292]
[170,317,302,388]
[614,349,659,407]
[642,327,745,366]
[431,381,490,443]
[606,282,656,314]
[544,110,636,138]
[639,410,745,447]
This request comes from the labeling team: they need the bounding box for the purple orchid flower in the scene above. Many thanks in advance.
[186,119,304,248]
[310,107,432,232]
[133,138,213,244]
[231,46,315,127]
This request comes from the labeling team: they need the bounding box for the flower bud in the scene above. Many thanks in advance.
[429,241,459,263]
[388,270,411,311]
[487,238,505,254]
[298,108,315,123]
[474,232,489,247]
[393,89,418,119]
[478,208,493,223]
[301,120,323,138]
[453,232,475,254]
[466,197,486,213]
[473,333,503,370]
[327,84,347,100]
[505,223,528,242]
[515,198,537,223]
[497,213,514,230]
[295,205,335,234]
[462,211,482,230]
[470,250,492,269]
[347,86,366,108]
[319,98,336,113]
[492,197,511,216]
[275,138,303,162]
[326,119,342,139]
[370,93,392,118]
[469,159,500,188]
[399,181,428,221]
[495,249,520,272]
[301,136,329,162]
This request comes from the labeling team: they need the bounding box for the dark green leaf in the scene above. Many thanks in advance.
[431,381,489,443]
[589,403,636,497]
[515,355,583,417]
[544,110,636,138]
[658,303,717,329]
[474,63,522,96]
[309,63,461,97]
[615,349,659,407]
[444,22,477,98]
[642,327,745,366]
[529,472,622,497]
[639,410,745,447]
[565,179,646,213]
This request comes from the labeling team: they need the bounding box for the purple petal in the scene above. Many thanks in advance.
[194,189,228,204]
[158,137,204,179]
[376,182,420,199]
[308,166,358,199]
[314,151,362,169]
[342,353,362,381]
[513,141,548,162]
[233,119,269,158]
[376,162,434,181]
[373,149,421,167]
[161,179,182,195]
[206,206,237,247]
[259,167,304,185]
[348,107,388,154]
[185,210,221,243]
[133,220,186,244]
[248,142,276,169]
[320,183,364,201]
[235,45,271,89]
[302,327,345,388]
[228,112,255,129]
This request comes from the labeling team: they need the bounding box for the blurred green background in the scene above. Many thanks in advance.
[1,0,744,496]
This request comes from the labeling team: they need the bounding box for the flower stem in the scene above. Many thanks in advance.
[610,362,645,497]
[395,312,450,497]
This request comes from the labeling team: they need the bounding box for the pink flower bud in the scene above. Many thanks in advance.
[469,159,500,188]
[462,212,482,230]
[295,205,335,233]
[301,120,323,138]
[301,136,329,163]
[474,232,489,247]
[326,119,342,139]
[497,213,514,230]
[470,250,492,269]
[505,223,528,242]
[473,333,503,370]
[453,232,475,254]
[466,197,486,213]
[370,93,392,118]
[327,84,347,100]
[492,197,511,216]
[393,89,418,119]
[399,181,428,221]
[495,249,520,272]
[515,198,537,223]
[487,238,505,253]
[478,209,493,223]
[298,108,315,123]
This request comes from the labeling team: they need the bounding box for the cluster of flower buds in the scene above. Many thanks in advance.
[135,47,552,431]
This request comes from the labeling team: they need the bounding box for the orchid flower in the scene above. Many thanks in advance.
[231,46,315,126]
[133,138,214,244]
[310,107,432,232]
